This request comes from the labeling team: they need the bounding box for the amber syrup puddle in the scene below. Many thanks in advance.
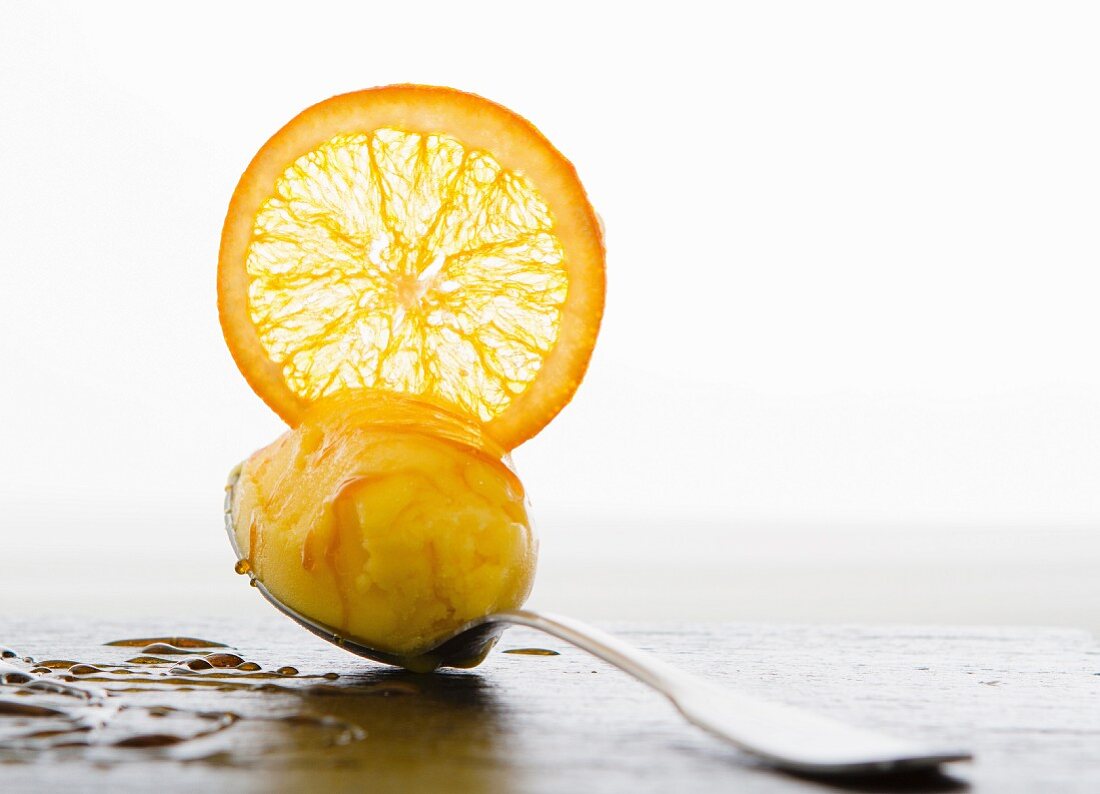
[0,635,361,763]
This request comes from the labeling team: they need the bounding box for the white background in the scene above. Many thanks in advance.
[1,2,1097,632]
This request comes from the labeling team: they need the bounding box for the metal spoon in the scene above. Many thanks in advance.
[224,471,971,777]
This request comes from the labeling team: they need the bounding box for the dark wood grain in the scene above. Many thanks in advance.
[1,617,1097,793]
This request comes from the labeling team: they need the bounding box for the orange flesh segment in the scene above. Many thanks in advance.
[247,128,567,424]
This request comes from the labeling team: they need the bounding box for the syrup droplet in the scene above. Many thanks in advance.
[104,637,228,649]
[68,664,103,675]
[276,666,299,676]
[234,559,251,575]
[203,653,245,668]
[0,648,17,659]
[0,700,65,717]
[37,660,79,669]
[140,643,210,656]
[237,662,261,672]
[249,578,259,588]
[126,656,171,665]
[113,733,186,748]
[502,648,560,656]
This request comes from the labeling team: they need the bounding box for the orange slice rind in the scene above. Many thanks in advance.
[218,85,604,449]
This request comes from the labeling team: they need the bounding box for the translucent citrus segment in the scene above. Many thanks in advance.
[219,86,605,449]
[247,129,567,422]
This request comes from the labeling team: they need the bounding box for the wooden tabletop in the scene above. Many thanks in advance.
[1,617,1097,792]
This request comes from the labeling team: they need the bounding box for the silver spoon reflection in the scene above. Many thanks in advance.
[224,466,970,778]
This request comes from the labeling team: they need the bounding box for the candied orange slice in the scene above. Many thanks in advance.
[218,85,605,449]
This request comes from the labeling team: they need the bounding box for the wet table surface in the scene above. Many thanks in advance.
[1,617,1098,793]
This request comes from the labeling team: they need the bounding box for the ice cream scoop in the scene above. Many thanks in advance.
[224,391,535,668]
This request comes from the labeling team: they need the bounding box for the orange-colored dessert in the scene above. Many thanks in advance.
[229,393,535,657]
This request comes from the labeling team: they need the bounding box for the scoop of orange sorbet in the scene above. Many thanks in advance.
[228,392,536,665]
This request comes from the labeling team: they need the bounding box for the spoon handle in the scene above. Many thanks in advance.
[488,609,970,777]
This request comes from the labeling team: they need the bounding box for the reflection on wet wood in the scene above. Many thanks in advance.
[0,618,1098,792]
